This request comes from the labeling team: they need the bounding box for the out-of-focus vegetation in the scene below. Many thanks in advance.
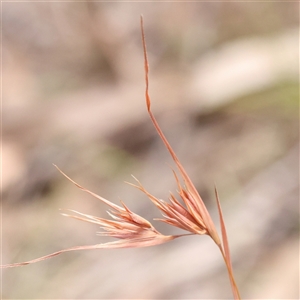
[2,2,299,299]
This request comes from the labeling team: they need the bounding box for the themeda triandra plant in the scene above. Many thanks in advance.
[2,16,241,299]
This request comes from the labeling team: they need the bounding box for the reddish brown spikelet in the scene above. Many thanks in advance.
[127,175,207,235]
[53,166,187,246]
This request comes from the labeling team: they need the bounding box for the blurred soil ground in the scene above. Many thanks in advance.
[2,2,299,299]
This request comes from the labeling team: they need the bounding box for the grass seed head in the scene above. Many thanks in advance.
[1,18,241,300]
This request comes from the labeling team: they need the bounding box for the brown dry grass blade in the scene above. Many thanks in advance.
[1,235,180,269]
[141,15,240,299]
[215,187,241,299]
[140,15,220,246]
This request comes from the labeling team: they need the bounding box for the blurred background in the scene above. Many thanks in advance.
[2,2,299,299]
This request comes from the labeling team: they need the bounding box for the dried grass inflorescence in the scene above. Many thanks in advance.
[2,16,241,299]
